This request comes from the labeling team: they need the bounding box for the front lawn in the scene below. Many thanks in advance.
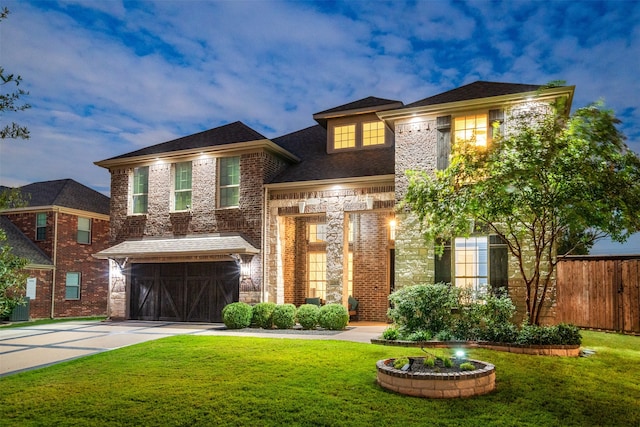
[0,331,638,426]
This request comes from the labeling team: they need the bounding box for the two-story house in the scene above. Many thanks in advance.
[0,179,111,319]
[95,81,575,324]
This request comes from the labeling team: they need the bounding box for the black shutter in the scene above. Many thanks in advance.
[489,235,508,291]
[436,115,451,170]
[434,241,452,284]
[489,109,505,139]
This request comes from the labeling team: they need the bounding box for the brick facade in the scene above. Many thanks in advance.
[4,210,110,319]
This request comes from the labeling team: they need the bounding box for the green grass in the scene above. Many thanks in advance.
[0,316,106,329]
[0,331,638,426]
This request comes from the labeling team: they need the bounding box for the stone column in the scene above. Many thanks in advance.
[325,208,344,304]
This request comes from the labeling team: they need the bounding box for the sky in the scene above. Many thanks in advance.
[1,0,639,254]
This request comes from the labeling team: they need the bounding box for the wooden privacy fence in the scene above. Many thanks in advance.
[556,256,640,333]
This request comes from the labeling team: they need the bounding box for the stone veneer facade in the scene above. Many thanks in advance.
[392,104,557,324]
[265,183,395,321]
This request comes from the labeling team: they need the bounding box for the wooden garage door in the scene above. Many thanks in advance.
[130,262,239,322]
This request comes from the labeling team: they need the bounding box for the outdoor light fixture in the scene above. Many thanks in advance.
[455,350,466,359]
[389,219,396,241]
[239,254,254,279]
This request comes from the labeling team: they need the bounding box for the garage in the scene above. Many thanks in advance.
[130,262,239,323]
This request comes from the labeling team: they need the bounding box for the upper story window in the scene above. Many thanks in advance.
[36,212,47,241]
[173,161,192,211]
[333,124,356,149]
[454,113,488,147]
[77,217,91,244]
[362,121,385,146]
[219,156,240,208]
[132,166,149,214]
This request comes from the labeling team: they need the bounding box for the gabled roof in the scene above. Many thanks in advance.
[404,81,543,108]
[269,125,394,184]
[100,121,268,162]
[16,179,110,215]
[313,96,403,128]
[0,216,53,267]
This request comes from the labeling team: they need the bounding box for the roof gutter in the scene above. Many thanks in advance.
[94,139,300,169]
[377,86,575,124]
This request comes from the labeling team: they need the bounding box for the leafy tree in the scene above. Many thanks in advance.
[404,99,640,325]
[0,188,29,318]
[1,7,30,140]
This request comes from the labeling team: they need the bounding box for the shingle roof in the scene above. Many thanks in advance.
[0,216,53,266]
[404,81,543,108]
[102,121,267,161]
[17,179,110,215]
[313,96,404,116]
[94,233,259,259]
[269,125,394,183]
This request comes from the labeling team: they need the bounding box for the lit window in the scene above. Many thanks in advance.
[347,252,353,297]
[308,252,327,299]
[454,114,488,146]
[308,223,353,243]
[36,213,47,241]
[454,237,488,295]
[174,161,192,211]
[363,121,385,146]
[65,272,81,300]
[132,166,149,214]
[219,156,240,208]
[77,217,91,244]
[334,124,356,149]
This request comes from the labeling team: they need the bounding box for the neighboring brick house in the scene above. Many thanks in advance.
[95,81,575,323]
[0,179,110,319]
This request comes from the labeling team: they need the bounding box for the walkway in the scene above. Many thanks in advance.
[0,320,386,377]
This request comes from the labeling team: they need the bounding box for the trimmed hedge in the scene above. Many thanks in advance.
[252,302,276,329]
[318,304,349,330]
[222,302,253,329]
[272,304,297,329]
[296,304,320,330]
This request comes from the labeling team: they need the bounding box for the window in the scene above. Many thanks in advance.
[219,156,240,208]
[77,217,91,244]
[362,121,385,146]
[174,161,192,211]
[454,237,488,295]
[454,113,488,147]
[308,252,326,299]
[308,223,354,243]
[434,236,508,296]
[36,213,47,241]
[132,166,149,214]
[65,272,81,300]
[334,124,355,149]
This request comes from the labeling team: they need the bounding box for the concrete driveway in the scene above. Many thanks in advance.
[0,320,386,377]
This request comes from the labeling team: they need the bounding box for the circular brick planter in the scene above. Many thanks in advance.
[376,357,495,399]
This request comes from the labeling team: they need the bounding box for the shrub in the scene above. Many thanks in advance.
[443,357,454,368]
[251,302,276,329]
[388,283,460,337]
[435,329,454,341]
[222,302,253,329]
[555,323,582,345]
[296,304,320,329]
[403,330,432,342]
[272,304,296,329]
[459,362,476,371]
[382,326,400,340]
[393,357,409,369]
[318,304,349,330]
[517,323,582,345]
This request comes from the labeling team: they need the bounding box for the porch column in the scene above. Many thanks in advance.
[325,208,344,304]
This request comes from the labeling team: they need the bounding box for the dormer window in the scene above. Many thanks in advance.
[330,119,388,152]
[363,121,385,146]
[333,124,356,149]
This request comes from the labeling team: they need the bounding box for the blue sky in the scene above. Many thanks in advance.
[1,0,640,253]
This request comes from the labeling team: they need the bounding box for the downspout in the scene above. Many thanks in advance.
[50,209,59,318]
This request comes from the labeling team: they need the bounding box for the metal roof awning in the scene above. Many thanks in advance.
[93,234,260,260]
